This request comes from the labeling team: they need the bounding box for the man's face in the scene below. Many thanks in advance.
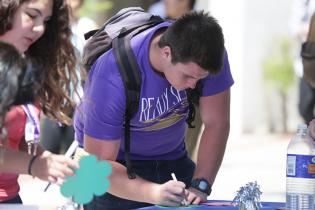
[164,61,209,91]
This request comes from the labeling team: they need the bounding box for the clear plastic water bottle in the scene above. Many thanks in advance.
[286,123,315,210]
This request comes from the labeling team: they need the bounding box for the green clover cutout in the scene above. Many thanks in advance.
[60,155,112,204]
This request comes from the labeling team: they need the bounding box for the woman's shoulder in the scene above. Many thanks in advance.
[4,104,40,137]
[5,106,27,123]
[4,106,27,149]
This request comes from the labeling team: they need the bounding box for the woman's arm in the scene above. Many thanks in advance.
[0,146,78,183]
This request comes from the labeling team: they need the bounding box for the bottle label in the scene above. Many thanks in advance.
[287,154,315,178]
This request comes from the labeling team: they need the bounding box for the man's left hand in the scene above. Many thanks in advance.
[185,187,208,205]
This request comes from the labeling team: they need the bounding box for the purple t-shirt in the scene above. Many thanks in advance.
[74,22,234,160]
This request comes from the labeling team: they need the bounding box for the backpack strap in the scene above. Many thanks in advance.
[22,104,40,155]
[112,19,163,179]
[186,89,196,128]
[185,80,202,128]
[112,35,140,180]
[22,104,40,144]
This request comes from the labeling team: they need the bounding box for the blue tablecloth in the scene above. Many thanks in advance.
[137,201,285,210]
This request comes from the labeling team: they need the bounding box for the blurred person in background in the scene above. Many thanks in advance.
[148,0,166,18]
[40,0,98,155]
[164,0,195,20]
[67,0,98,54]
[289,0,315,124]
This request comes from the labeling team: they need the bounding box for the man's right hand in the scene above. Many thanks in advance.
[152,180,187,206]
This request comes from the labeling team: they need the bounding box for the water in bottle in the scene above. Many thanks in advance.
[286,123,315,210]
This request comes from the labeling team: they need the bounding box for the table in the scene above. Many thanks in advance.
[0,205,38,210]
[0,204,60,210]
[137,201,285,210]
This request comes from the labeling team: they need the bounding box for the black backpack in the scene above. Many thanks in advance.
[83,7,199,179]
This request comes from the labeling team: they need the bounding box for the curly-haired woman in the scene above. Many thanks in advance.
[0,0,80,203]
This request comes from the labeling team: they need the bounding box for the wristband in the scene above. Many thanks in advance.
[28,155,38,176]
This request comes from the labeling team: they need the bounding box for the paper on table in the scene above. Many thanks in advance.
[201,201,234,206]
[155,205,202,208]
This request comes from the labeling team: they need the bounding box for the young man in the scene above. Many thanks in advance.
[75,11,234,210]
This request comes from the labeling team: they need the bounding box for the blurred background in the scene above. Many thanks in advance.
[19,0,314,208]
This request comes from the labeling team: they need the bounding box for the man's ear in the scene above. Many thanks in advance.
[161,46,172,62]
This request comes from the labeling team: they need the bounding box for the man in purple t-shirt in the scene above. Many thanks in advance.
[75,11,234,210]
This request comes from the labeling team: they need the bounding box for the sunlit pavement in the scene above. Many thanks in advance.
[18,133,290,208]
[211,133,289,202]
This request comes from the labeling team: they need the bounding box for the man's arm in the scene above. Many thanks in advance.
[84,135,187,206]
[186,89,231,204]
[195,88,230,183]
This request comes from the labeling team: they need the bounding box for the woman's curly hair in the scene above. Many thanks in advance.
[0,0,80,125]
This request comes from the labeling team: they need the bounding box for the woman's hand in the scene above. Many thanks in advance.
[31,150,79,183]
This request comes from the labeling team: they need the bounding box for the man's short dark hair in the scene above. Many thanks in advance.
[158,11,224,74]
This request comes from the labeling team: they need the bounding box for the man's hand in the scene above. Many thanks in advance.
[152,180,187,206]
[308,119,315,140]
[185,187,208,205]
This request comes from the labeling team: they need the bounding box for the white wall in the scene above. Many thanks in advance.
[196,0,300,135]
